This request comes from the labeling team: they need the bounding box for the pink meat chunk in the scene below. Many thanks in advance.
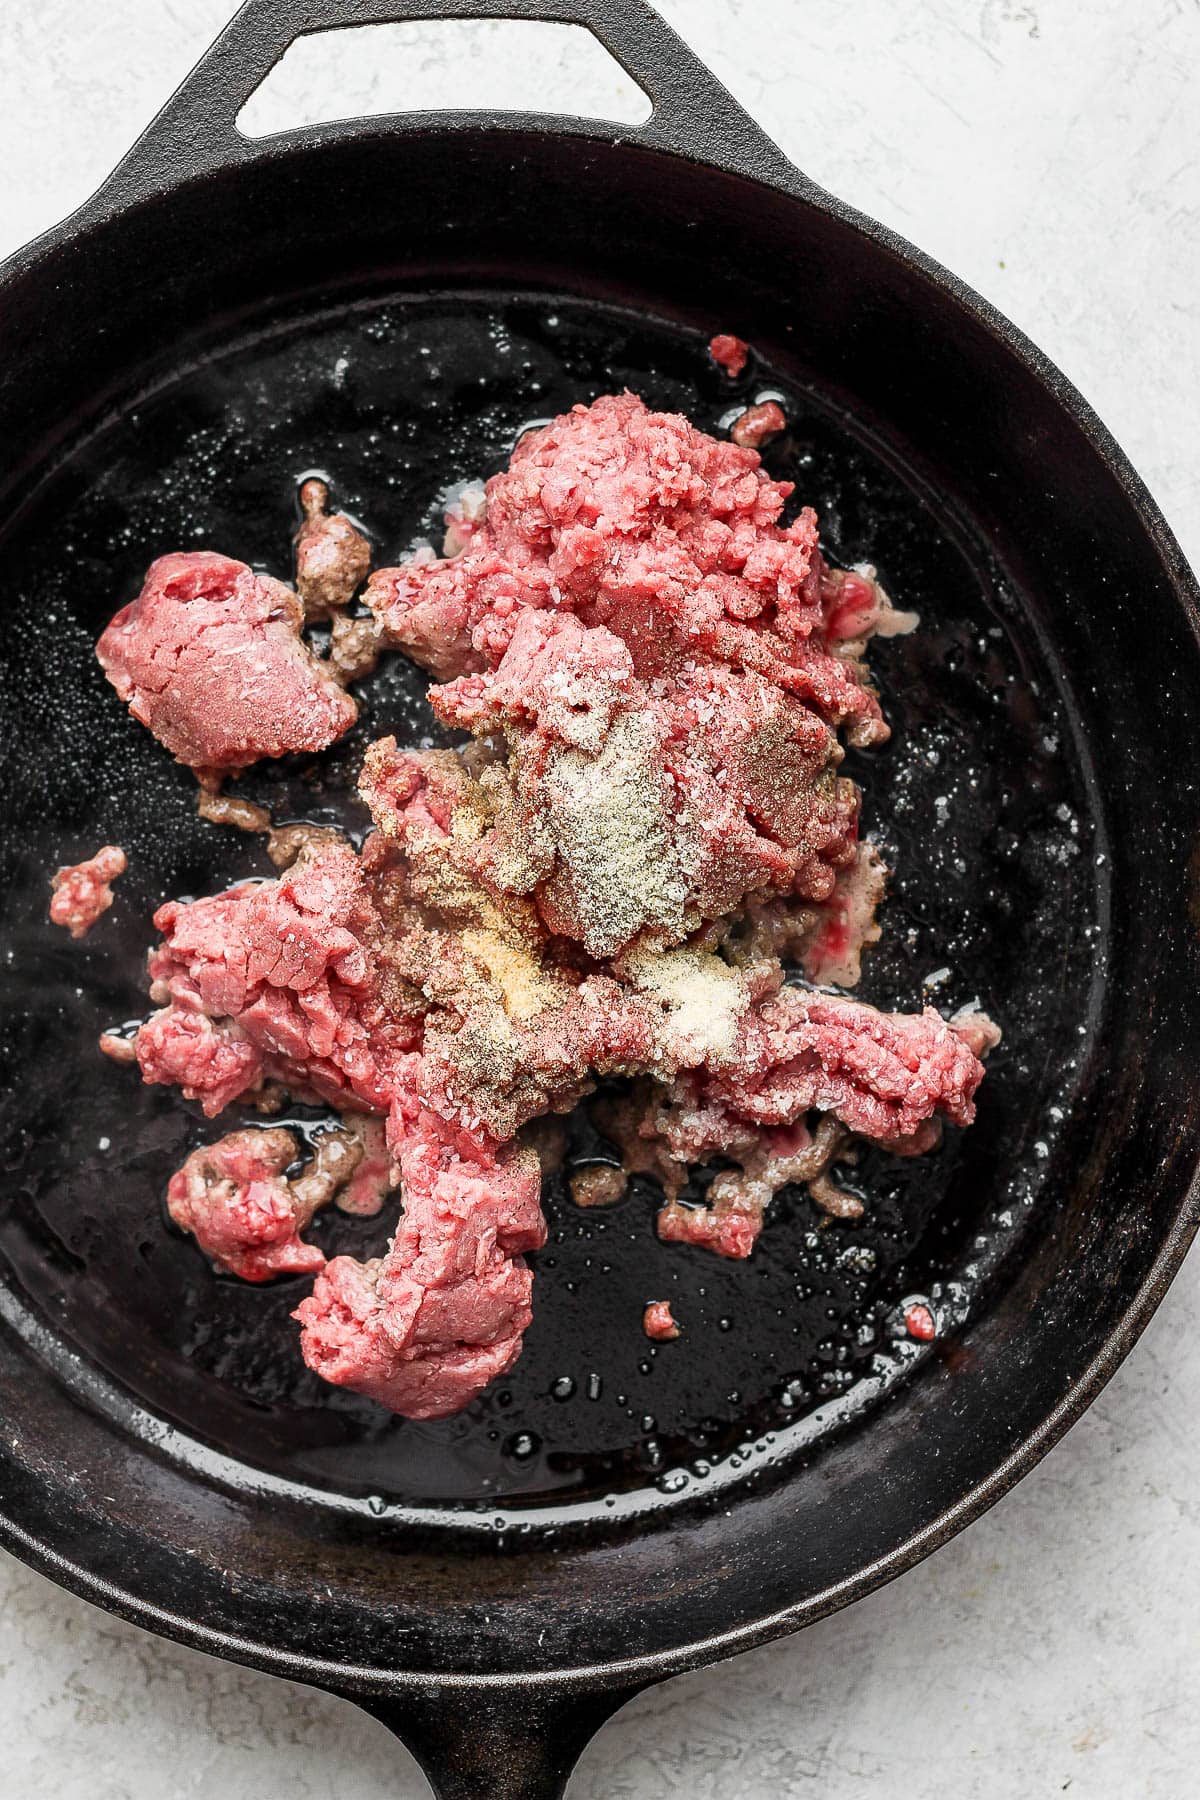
[364,394,888,745]
[657,1205,761,1259]
[49,845,126,938]
[96,551,358,770]
[731,401,786,450]
[167,1127,326,1281]
[295,1105,545,1419]
[167,1119,386,1280]
[136,842,423,1115]
[709,334,749,378]
[643,1300,681,1340]
[606,995,994,1259]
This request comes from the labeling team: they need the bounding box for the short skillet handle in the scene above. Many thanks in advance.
[98,0,799,204]
[350,1681,636,1800]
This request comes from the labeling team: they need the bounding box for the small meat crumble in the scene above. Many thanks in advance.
[49,845,126,938]
[644,1301,680,1342]
[88,382,997,1420]
[730,400,787,450]
[96,551,358,773]
[709,333,749,378]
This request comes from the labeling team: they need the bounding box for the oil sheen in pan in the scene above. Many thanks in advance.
[0,293,1105,1512]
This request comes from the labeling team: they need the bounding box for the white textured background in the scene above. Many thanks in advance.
[1,2,1198,1795]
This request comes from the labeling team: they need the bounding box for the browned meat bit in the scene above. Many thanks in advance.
[569,1163,628,1208]
[643,1300,680,1341]
[250,1082,289,1115]
[49,846,126,938]
[807,1154,864,1220]
[730,400,786,450]
[194,789,347,873]
[294,477,371,618]
[327,610,383,684]
[325,1115,395,1217]
[196,788,272,833]
[97,553,358,773]
[289,1125,369,1213]
[265,820,346,870]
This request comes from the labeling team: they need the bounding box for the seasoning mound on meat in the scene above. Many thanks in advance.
[362,389,913,956]
[101,390,999,1420]
[96,551,358,771]
[49,845,126,938]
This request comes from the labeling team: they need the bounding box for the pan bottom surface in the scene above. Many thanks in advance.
[0,290,1103,1514]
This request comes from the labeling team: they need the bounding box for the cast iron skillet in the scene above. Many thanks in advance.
[1,2,1199,1794]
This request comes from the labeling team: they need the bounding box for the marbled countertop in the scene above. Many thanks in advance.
[1,2,1197,1794]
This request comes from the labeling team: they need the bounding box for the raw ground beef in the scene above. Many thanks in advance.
[294,1105,544,1419]
[364,394,891,744]
[731,400,787,450]
[136,841,425,1115]
[709,334,749,377]
[127,812,994,1401]
[601,999,999,1259]
[643,1300,681,1341]
[98,389,995,1420]
[169,1127,326,1280]
[49,845,126,938]
[96,551,358,771]
[167,1118,394,1281]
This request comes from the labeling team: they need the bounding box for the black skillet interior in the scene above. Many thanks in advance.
[0,6,1198,1781]
[0,288,1098,1511]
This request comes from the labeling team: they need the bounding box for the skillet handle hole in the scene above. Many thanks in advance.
[236,20,653,138]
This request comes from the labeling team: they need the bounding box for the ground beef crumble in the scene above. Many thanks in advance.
[643,1300,680,1341]
[49,845,126,938]
[730,400,787,450]
[94,390,998,1419]
[294,477,371,619]
[97,551,358,771]
[709,334,749,377]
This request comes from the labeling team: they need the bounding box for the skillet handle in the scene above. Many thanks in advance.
[98,0,799,204]
[346,1680,636,1799]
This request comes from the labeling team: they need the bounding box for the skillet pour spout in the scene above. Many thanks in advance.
[1,1,1199,1796]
